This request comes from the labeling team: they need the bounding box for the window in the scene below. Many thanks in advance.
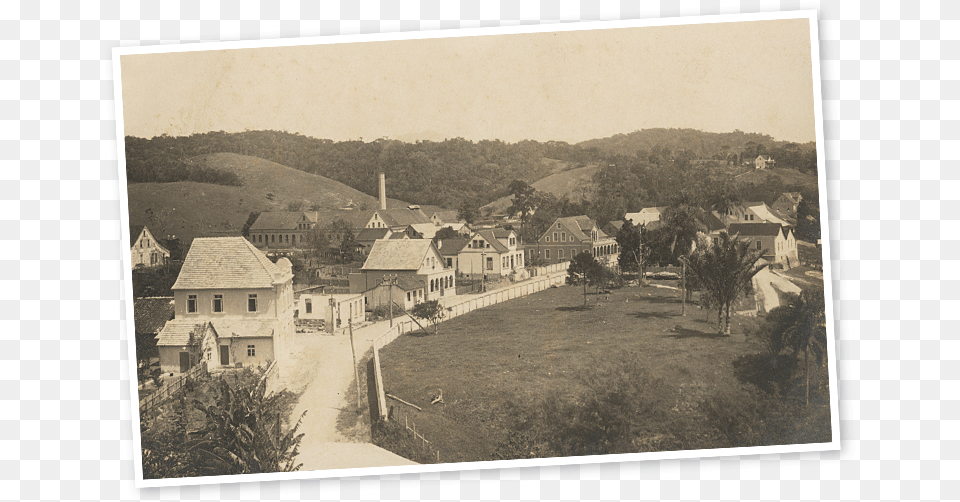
[247,345,256,357]
[248,294,258,312]
[188,295,197,313]
[213,294,223,313]
[486,257,493,270]
[756,241,762,250]
[553,232,558,241]
[305,299,312,314]
[447,258,453,267]
[561,232,566,242]
[546,236,550,243]
[271,234,276,243]
[545,249,551,259]
[407,292,411,301]
[559,249,565,259]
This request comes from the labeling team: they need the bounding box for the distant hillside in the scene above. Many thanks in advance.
[126,153,407,245]
[733,167,818,189]
[483,161,599,213]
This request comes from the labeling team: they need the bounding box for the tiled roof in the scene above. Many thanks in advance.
[702,212,726,232]
[437,238,469,256]
[133,297,174,334]
[408,223,440,239]
[728,223,784,237]
[747,203,792,227]
[156,318,278,346]
[355,227,391,242]
[310,209,375,230]
[557,216,606,241]
[362,239,435,271]
[249,211,303,231]
[172,237,288,290]
[430,210,461,224]
[605,220,624,230]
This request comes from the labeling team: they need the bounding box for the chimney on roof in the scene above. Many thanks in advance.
[379,172,387,210]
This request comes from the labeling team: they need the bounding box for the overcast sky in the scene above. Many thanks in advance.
[120,18,817,145]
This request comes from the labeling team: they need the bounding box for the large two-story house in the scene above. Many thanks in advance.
[533,216,619,266]
[456,229,525,278]
[155,237,295,375]
[727,223,799,268]
[349,238,456,306]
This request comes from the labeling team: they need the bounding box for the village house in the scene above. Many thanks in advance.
[772,192,803,215]
[727,223,799,268]
[437,237,470,271]
[755,155,776,169]
[354,227,394,255]
[364,275,427,312]
[349,239,456,306]
[130,226,170,269]
[624,207,667,227]
[533,216,619,266]
[363,206,432,231]
[248,211,312,249]
[155,237,295,375]
[457,229,525,279]
[295,290,364,333]
[428,210,462,227]
[713,201,793,228]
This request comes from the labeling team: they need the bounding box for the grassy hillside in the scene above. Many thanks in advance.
[126,153,407,244]
[482,161,599,213]
[733,167,819,189]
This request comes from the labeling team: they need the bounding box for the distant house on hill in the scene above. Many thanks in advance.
[156,237,295,375]
[755,155,776,170]
[131,226,170,269]
[458,229,525,279]
[534,216,618,266]
[350,239,455,305]
[624,207,667,227]
[727,223,798,268]
[772,192,803,215]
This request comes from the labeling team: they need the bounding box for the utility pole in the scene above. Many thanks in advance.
[382,274,398,327]
[480,252,486,293]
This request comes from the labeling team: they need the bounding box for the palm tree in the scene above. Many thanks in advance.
[779,289,828,405]
[683,231,767,335]
[659,203,708,315]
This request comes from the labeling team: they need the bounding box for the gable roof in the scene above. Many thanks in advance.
[475,230,509,253]
[746,203,792,227]
[156,318,278,346]
[605,220,625,231]
[355,227,392,242]
[361,239,437,271]
[374,208,432,228]
[727,223,784,237]
[172,237,288,290]
[130,225,144,247]
[430,210,461,223]
[554,216,606,242]
[702,212,726,232]
[437,238,469,256]
[133,297,175,334]
[309,209,375,230]
[250,211,303,231]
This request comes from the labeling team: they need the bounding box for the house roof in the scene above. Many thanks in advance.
[555,216,606,242]
[437,238,469,256]
[489,228,514,239]
[355,227,392,242]
[172,237,289,290]
[747,203,792,227]
[779,192,802,204]
[605,220,625,230]
[390,275,426,292]
[309,209,375,230]
[133,297,174,334]
[249,211,303,231]
[156,318,278,346]
[408,223,440,239]
[702,212,726,232]
[375,208,432,228]
[727,223,784,237]
[361,239,436,271]
[476,230,509,253]
[430,210,461,223]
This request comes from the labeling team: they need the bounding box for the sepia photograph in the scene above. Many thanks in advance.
[115,11,838,486]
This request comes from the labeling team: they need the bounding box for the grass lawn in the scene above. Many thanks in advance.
[377,282,767,463]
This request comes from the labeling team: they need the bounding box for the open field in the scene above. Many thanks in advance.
[127,152,408,243]
[376,282,816,463]
[482,160,599,213]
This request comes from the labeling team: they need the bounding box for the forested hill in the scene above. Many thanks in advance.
[578,128,818,173]
[123,129,817,209]
[124,132,601,208]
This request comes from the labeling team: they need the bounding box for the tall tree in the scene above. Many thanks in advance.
[457,199,480,225]
[507,180,537,235]
[568,251,602,306]
[778,288,828,405]
[683,232,767,335]
[616,220,645,276]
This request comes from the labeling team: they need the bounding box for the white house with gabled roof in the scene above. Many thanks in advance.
[457,228,525,279]
[130,226,170,269]
[349,238,456,304]
[156,237,294,375]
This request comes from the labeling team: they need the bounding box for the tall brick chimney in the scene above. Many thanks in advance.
[379,172,387,210]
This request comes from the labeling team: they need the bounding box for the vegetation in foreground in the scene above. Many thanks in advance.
[140,367,303,479]
[377,284,830,463]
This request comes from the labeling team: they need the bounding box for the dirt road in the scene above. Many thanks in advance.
[281,323,416,471]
